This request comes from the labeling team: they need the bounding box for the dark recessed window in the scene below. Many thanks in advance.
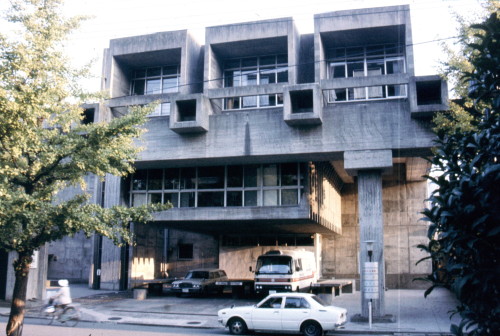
[177,100,197,121]
[82,108,95,124]
[290,90,313,113]
[416,80,442,105]
[178,243,193,260]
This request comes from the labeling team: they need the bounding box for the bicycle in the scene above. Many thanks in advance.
[39,303,81,327]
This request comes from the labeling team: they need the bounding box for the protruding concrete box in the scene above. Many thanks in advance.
[169,93,211,133]
[409,75,449,118]
[204,17,300,95]
[102,30,202,117]
[283,84,323,126]
[314,5,415,84]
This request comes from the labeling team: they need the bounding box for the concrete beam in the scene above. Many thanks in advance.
[344,149,393,176]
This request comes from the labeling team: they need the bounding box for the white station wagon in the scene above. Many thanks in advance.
[218,292,347,336]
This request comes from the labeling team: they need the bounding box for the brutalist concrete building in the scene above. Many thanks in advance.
[90,5,448,303]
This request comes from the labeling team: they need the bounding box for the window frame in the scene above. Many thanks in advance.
[222,54,287,111]
[128,163,305,208]
[326,43,407,103]
[131,65,180,96]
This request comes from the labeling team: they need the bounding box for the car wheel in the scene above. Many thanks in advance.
[228,317,247,335]
[302,320,322,336]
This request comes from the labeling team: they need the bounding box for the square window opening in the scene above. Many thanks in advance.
[178,243,193,260]
[176,100,197,121]
[290,90,313,113]
[416,81,442,105]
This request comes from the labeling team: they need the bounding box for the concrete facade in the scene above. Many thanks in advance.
[88,5,446,309]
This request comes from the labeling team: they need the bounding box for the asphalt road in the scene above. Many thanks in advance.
[1,317,223,336]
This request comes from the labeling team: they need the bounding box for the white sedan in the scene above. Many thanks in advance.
[218,292,347,336]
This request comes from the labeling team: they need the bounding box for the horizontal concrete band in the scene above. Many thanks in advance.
[344,149,393,176]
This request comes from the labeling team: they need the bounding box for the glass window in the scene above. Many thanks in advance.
[198,166,224,189]
[386,58,405,74]
[367,59,384,76]
[285,297,303,309]
[164,168,179,189]
[244,165,259,187]
[164,193,178,207]
[388,84,407,97]
[281,189,298,205]
[242,96,257,108]
[225,97,240,110]
[227,165,243,187]
[132,194,147,206]
[263,189,278,206]
[244,190,258,206]
[281,163,298,186]
[180,192,195,207]
[132,170,147,190]
[131,65,179,95]
[180,167,196,189]
[259,68,276,85]
[241,71,257,86]
[132,80,145,95]
[227,191,243,206]
[198,191,224,207]
[331,64,346,78]
[148,169,163,190]
[347,61,365,77]
[162,77,178,93]
[149,193,162,204]
[263,164,278,186]
[146,78,161,94]
[129,164,304,208]
[258,297,283,309]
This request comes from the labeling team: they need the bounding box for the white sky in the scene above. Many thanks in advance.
[0,0,488,91]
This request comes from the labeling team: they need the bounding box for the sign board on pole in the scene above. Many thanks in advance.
[363,262,379,299]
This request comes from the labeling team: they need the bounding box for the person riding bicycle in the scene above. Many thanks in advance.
[48,279,72,311]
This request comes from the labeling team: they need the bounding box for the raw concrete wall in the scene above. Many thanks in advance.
[164,229,219,279]
[137,101,435,165]
[5,246,48,302]
[321,164,431,289]
[47,233,92,283]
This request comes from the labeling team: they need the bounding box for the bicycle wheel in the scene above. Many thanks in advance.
[39,306,56,325]
[60,306,80,327]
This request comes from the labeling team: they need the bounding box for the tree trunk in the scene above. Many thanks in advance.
[6,252,31,336]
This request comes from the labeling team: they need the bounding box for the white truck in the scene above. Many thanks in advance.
[252,250,318,295]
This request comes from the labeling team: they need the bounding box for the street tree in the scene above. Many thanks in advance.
[0,1,166,335]
[418,10,499,336]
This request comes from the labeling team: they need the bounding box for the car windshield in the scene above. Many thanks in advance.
[255,256,292,274]
[185,271,209,279]
[311,295,328,307]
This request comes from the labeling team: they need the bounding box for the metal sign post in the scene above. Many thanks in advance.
[363,261,379,329]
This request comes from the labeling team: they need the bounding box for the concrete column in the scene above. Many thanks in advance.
[344,149,393,322]
[358,170,385,317]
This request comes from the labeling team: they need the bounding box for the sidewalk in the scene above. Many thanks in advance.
[0,284,459,334]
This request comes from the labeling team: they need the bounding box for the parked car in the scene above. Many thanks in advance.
[170,268,228,296]
[218,292,347,336]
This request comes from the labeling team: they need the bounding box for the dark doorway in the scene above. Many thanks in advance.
[0,249,8,300]
[92,235,103,289]
[119,244,129,291]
